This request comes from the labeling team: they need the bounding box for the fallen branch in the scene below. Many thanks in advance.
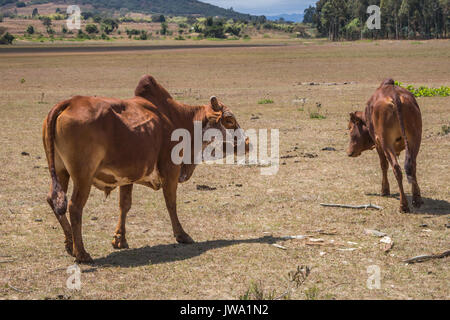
[7,283,31,294]
[320,203,383,210]
[0,259,15,264]
[404,250,450,264]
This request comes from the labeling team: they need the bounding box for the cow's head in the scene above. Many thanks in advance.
[205,96,251,155]
[347,111,374,157]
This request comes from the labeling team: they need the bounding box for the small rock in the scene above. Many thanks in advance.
[303,153,318,158]
[91,217,98,221]
[322,147,336,151]
[21,152,30,156]
[35,218,43,222]
[196,185,217,191]
[364,229,387,237]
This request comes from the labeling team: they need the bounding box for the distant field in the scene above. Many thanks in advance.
[0,39,448,300]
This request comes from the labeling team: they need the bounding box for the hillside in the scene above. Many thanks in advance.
[0,0,256,20]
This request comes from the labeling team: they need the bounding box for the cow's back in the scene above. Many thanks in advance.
[365,83,422,151]
[54,96,165,183]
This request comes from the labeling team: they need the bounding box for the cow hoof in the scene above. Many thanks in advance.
[381,190,390,197]
[400,206,410,213]
[65,241,75,257]
[412,198,424,208]
[112,235,129,249]
[176,233,195,244]
[75,252,93,264]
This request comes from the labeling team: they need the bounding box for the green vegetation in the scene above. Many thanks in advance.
[309,0,450,40]
[0,31,14,44]
[304,286,320,300]
[440,125,450,136]
[85,24,99,34]
[0,0,258,20]
[309,102,326,119]
[395,81,450,97]
[26,25,35,35]
[239,281,277,300]
[258,98,274,105]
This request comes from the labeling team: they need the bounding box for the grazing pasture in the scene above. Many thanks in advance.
[0,40,448,299]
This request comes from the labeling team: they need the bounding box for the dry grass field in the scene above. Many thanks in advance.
[0,39,449,300]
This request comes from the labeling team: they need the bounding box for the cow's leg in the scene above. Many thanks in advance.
[47,169,74,257]
[384,148,409,213]
[162,169,194,244]
[376,146,390,196]
[112,184,133,249]
[409,153,423,208]
[69,181,93,263]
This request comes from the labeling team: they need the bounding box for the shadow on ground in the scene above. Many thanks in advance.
[366,193,450,215]
[94,235,284,268]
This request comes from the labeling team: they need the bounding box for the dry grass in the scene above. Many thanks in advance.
[0,39,449,300]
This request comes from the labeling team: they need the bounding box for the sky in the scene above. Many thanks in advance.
[200,0,317,16]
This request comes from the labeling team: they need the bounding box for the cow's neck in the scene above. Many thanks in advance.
[161,99,209,133]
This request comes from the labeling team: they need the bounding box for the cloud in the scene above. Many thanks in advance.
[200,0,317,15]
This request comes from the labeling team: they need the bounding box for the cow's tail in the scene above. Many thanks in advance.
[45,100,70,215]
[391,94,413,184]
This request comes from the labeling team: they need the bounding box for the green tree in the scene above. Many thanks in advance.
[304,6,316,24]
[160,22,168,35]
[85,24,99,34]
[101,18,118,34]
[0,32,15,45]
[40,16,52,28]
[26,25,35,35]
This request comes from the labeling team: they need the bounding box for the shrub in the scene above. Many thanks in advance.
[16,1,26,8]
[138,31,148,40]
[26,25,35,35]
[0,32,15,45]
[160,22,168,35]
[40,16,52,27]
[85,24,99,34]
[101,18,118,35]
[258,99,274,104]
[152,14,165,23]
[239,281,276,300]
[395,81,450,97]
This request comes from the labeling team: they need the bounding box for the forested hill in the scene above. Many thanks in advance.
[0,0,256,20]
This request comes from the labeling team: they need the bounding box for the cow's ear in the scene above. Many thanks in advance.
[210,96,222,112]
[349,112,360,124]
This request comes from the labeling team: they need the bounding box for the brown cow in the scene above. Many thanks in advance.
[43,75,249,263]
[347,78,423,213]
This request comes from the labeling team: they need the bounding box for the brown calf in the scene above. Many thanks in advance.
[347,78,423,213]
[43,75,249,263]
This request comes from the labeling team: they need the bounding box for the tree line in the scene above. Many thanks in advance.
[304,0,449,40]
